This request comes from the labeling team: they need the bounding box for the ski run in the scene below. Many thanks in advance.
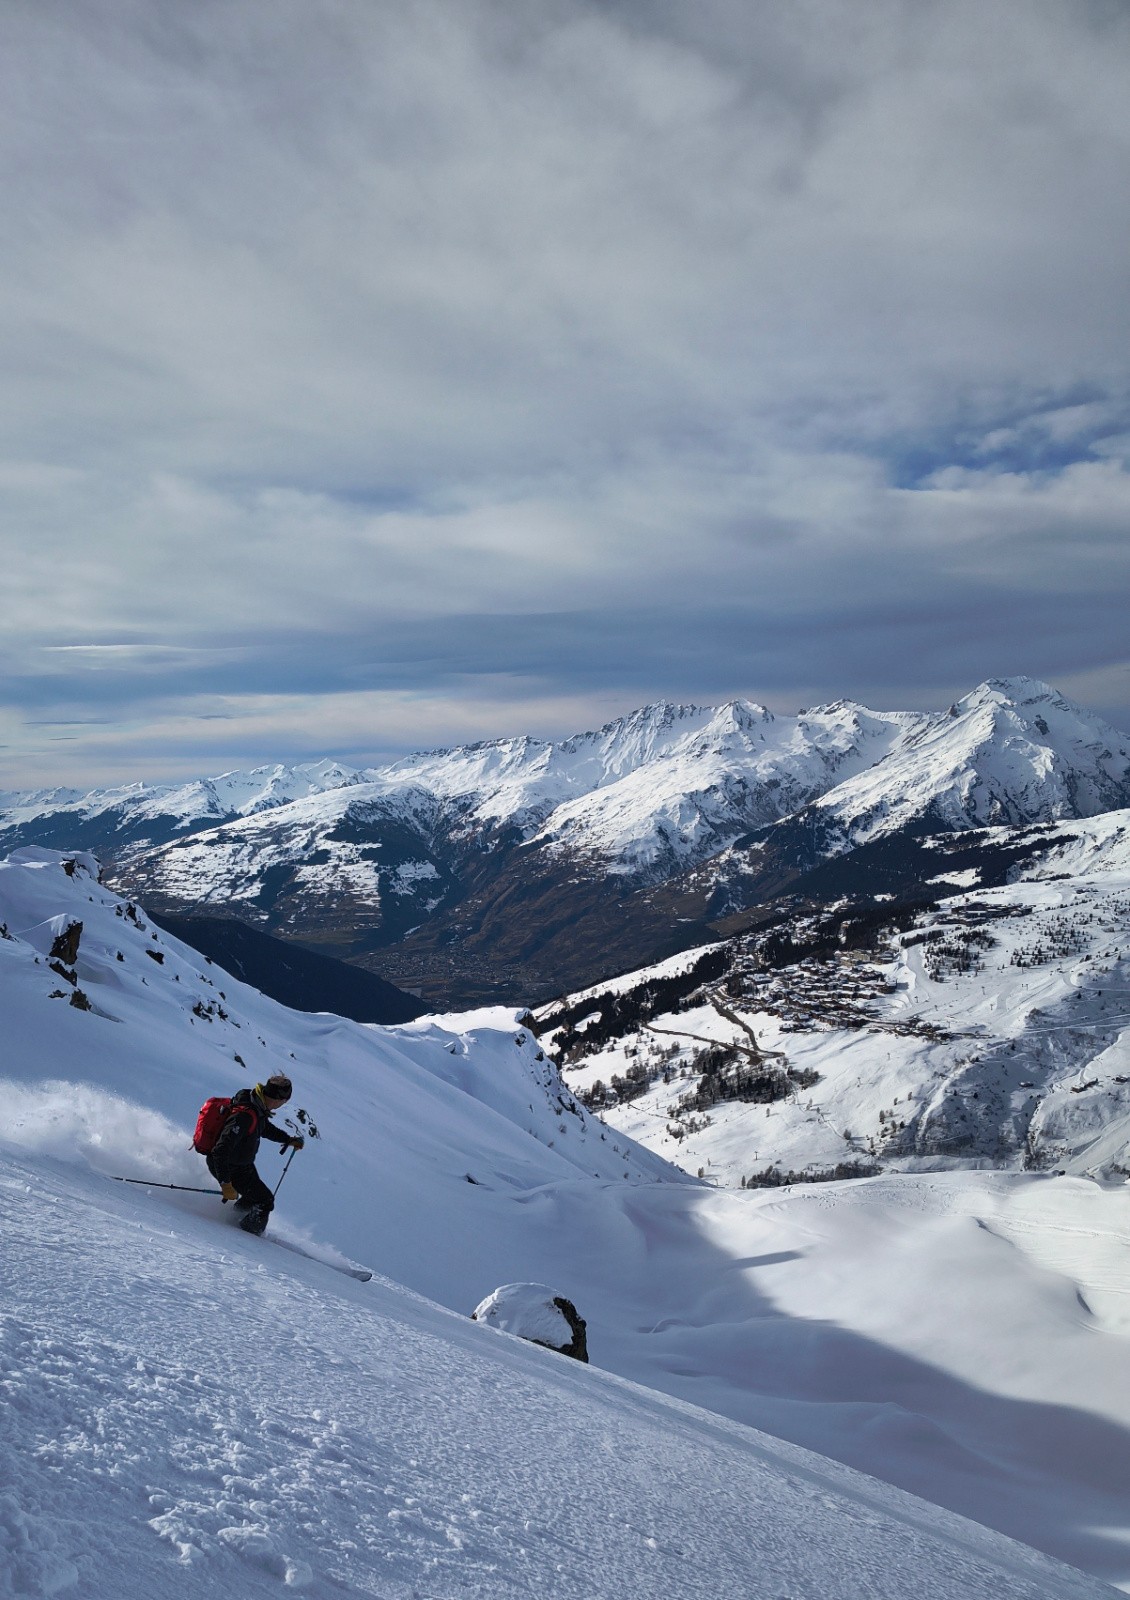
[2,846,1130,1596]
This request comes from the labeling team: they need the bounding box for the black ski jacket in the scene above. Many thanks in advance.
[208,1087,290,1180]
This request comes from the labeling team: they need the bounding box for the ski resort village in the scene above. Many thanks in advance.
[4,679,1130,1597]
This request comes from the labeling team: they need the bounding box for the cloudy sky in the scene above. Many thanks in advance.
[2,0,1129,788]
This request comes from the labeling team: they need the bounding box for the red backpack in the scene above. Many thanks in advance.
[193,1096,258,1155]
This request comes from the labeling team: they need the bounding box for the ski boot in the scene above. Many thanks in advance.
[239,1205,269,1236]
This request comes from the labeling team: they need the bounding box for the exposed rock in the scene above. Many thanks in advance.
[49,920,82,966]
[471,1283,589,1363]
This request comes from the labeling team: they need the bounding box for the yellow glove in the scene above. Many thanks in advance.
[220,1181,239,1202]
[287,1136,305,1151]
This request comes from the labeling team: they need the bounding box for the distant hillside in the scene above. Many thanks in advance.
[148,912,427,1025]
[539,807,1130,1190]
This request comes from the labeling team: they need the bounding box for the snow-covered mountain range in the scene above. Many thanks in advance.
[3,676,1129,1005]
[2,846,1128,1596]
[0,757,367,839]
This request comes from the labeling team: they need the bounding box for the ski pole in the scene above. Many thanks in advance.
[274,1146,297,1197]
[109,1176,223,1196]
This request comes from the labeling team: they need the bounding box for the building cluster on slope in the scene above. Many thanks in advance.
[541,863,1130,1192]
[730,949,951,1040]
[547,920,953,1137]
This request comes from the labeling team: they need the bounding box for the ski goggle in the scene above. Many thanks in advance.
[262,1079,292,1103]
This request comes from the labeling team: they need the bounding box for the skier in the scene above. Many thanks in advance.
[205,1073,304,1236]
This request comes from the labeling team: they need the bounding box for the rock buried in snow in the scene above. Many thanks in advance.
[471,1283,588,1363]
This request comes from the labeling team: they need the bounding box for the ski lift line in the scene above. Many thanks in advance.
[595,1070,850,1140]
[625,1099,695,1128]
[599,1087,721,1130]
[899,1011,1130,1039]
[883,993,1130,1034]
[1011,1012,1130,1037]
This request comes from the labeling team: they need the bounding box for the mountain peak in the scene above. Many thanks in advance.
[959,676,1064,712]
[809,676,1130,842]
[712,699,775,730]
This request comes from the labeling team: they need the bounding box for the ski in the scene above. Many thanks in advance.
[106,1173,373,1280]
[264,1233,374,1282]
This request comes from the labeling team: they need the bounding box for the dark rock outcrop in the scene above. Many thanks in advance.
[471,1283,589,1363]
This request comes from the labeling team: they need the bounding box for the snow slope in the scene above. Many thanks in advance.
[6,679,1129,1011]
[3,1149,1112,1600]
[5,850,1130,1592]
[526,698,926,875]
[382,698,928,874]
[0,759,368,834]
[103,780,443,917]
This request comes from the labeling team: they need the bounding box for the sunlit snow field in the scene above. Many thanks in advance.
[3,848,1130,1595]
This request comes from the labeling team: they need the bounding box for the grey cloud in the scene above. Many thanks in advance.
[5,575,1127,715]
[6,0,1128,478]
[2,0,1129,783]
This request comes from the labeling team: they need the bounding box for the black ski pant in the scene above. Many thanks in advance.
[207,1158,274,1215]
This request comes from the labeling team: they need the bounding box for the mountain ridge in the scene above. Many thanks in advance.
[4,676,1129,1005]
